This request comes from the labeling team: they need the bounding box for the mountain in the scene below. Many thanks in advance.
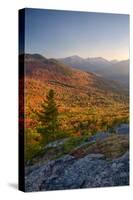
[59,56,129,86]
[107,60,129,85]
[22,53,129,167]
[22,53,72,77]
[110,59,119,64]
[22,53,128,130]
[59,56,112,73]
[24,53,127,95]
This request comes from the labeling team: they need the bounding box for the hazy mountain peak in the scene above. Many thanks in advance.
[62,55,83,61]
[86,57,110,64]
[59,55,129,87]
[69,55,82,58]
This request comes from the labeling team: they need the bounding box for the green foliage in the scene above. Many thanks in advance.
[37,89,59,140]
[25,129,42,163]
[37,126,69,145]
[24,75,129,163]
[56,136,88,157]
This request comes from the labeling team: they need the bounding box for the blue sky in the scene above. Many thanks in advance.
[25,8,129,60]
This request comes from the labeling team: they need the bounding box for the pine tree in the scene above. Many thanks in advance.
[38,89,59,141]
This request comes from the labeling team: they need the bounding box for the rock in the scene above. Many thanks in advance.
[113,151,129,162]
[111,163,117,170]
[82,153,105,159]
[44,138,70,149]
[88,132,111,143]
[25,151,129,192]
[25,155,75,192]
[87,124,129,144]
[115,124,129,135]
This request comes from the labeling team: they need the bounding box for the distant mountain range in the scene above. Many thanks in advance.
[59,56,129,87]
[23,53,128,94]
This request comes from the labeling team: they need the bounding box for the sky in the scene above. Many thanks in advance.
[24,8,129,60]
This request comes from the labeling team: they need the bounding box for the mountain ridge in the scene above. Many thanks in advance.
[59,55,129,86]
[23,53,128,95]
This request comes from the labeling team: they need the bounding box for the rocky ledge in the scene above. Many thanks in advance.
[25,151,129,192]
[25,124,129,192]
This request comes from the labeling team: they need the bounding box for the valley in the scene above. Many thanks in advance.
[22,54,129,164]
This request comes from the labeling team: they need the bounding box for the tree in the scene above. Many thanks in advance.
[37,89,59,141]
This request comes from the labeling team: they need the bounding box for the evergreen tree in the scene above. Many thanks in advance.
[38,89,59,140]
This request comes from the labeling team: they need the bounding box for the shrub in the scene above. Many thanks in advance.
[25,129,42,163]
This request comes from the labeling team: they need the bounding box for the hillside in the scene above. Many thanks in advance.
[21,53,129,164]
[24,54,128,122]
[24,54,128,94]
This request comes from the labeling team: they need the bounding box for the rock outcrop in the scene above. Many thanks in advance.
[25,124,129,192]
[25,151,129,192]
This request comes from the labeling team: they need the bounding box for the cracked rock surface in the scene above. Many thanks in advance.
[25,151,129,192]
